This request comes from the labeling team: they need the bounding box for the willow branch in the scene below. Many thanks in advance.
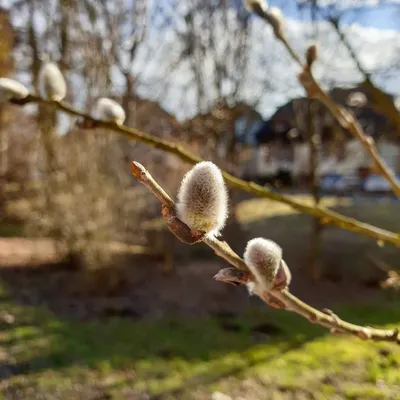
[257,14,400,198]
[10,95,400,246]
[328,18,400,136]
[131,161,400,345]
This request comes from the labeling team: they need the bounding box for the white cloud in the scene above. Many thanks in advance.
[9,1,399,122]
[137,9,400,120]
[297,0,400,9]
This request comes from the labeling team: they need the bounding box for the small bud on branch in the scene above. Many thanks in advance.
[214,267,252,286]
[265,7,284,37]
[94,98,126,125]
[0,78,29,101]
[244,0,268,13]
[306,43,318,70]
[176,162,228,237]
[38,62,67,101]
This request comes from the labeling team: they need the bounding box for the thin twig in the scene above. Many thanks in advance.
[131,161,400,344]
[258,14,400,198]
[328,18,400,136]
[9,95,400,247]
[298,71,400,199]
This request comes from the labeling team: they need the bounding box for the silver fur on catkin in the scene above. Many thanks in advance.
[176,161,228,236]
[38,62,66,101]
[94,98,126,125]
[244,238,282,291]
[0,78,29,100]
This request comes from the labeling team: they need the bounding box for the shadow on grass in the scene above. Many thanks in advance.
[1,290,400,397]
[0,296,313,396]
[0,197,400,397]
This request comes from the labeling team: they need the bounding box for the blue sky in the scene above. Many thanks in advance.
[143,1,400,120]
[3,0,399,30]
[4,0,400,122]
[268,0,400,30]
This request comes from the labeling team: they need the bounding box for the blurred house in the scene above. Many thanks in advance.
[243,85,400,191]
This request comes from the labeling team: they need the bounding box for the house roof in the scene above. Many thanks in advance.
[255,84,399,144]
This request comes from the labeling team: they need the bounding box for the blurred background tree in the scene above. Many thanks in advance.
[1,0,399,285]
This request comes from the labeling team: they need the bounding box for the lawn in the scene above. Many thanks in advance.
[1,195,400,399]
[1,282,400,399]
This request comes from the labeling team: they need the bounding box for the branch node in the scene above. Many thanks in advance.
[161,205,205,244]
[322,308,342,332]
[260,291,287,310]
[357,327,372,341]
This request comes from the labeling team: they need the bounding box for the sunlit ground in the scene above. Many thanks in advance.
[1,286,400,399]
[0,194,400,399]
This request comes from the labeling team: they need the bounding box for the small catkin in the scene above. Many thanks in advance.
[38,61,67,101]
[266,7,284,34]
[244,0,268,13]
[0,78,29,100]
[176,161,228,236]
[95,98,126,125]
[244,238,282,290]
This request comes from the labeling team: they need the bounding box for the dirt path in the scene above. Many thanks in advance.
[0,238,61,267]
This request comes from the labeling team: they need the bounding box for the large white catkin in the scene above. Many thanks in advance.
[176,161,228,236]
[38,62,67,101]
[0,78,29,100]
[244,0,268,13]
[94,98,126,125]
[244,238,282,290]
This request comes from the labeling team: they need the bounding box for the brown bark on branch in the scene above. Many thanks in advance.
[255,12,400,198]
[131,161,400,345]
[9,95,400,247]
[328,18,400,137]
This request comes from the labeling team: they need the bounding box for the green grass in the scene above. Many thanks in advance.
[0,221,24,237]
[1,287,400,399]
[1,196,399,398]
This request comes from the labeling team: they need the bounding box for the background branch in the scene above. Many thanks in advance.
[10,95,400,247]
[328,17,400,137]
[131,161,400,345]
[260,14,400,198]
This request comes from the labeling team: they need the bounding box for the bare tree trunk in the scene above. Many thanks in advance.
[0,106,7,179]
[0,106,7,218]
[307,100,323,282]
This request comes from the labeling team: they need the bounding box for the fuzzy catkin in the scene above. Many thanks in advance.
[266,7,284,33]
[95,98,126,125]
[176,161,228,236]
[0,78,29,100]
[38,62,66,101]
[244,0,268,13]
[244,238,282,290]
